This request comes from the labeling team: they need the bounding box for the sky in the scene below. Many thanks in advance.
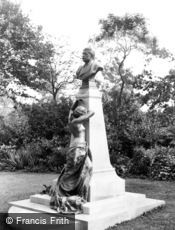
[12,0,175,54]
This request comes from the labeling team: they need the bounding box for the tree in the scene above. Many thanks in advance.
[0,0,55,100]
[0,0,79,103]
[36,39,79,102]
[138,69,175,114]
[89,13,175,164]
[91,13,172,108]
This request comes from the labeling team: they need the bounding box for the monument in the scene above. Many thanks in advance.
[8,48,165,230]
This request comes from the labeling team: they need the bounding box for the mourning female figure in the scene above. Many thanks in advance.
[50,100,94,213]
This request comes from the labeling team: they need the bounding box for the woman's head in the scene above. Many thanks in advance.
[73,105,87,118]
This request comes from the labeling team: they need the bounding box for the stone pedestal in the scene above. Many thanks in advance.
[76,83,125,201]
[9,193,165,230]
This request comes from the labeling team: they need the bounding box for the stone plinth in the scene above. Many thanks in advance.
[9,192,165,230]
[76,83,125,201]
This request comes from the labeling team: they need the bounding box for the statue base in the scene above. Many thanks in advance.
[8,192,165,230]
[89,168,125,201]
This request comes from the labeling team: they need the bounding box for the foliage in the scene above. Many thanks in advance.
[129,146,154,176]
[37,39,79,102]
[103,90,143,158]
[127,145,175,180]
[150,146,175,180]
[0,141,66,172]
[0,144,23,170]
[97,13,149,42]
[103,88,175,180]
[91,13,163,109]
[0,97,71,146]
[137,72,175,110]
[0,98,71,172]
[0,0,55,99]
[0,116,15,145]
[110,153,131,177]
[2,108,30,147]
[23,98,71,142]
[0,0,78,103]
[92,13,173,116]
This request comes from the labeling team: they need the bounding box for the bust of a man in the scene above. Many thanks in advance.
[76,47,103,88]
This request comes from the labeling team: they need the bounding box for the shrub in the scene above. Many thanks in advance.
[24,98,71,142]
[0,138,67,172]
[150,146,175,180]
[110,153,130,177]
[0,145,24,171]
[129,146,155,177]
[0,98,71,172]
[128,145,175,180]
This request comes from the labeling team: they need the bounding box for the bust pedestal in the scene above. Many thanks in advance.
[76,82,125,201]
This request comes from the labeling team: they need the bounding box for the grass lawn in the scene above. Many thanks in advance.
[108,178,175,230]
[0,171,58,212]
[0,172,175,229]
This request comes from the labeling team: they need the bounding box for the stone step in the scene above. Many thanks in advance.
[9,193,165,230]
[82,192,146,214]
[9,199,57,214]
[30,194,50,206]
[76,197,165,230]
[30,192,146,214]
[127,197,165,219]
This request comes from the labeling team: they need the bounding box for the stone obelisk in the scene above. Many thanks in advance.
[76,80,125,201]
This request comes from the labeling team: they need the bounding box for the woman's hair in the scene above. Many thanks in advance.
[73,105,87,118]
[71,99,84,111]
[83,47,95,59]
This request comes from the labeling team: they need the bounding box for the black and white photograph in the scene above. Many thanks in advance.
[0,0,175,229]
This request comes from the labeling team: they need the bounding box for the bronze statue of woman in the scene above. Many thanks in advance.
[50,99,94,214]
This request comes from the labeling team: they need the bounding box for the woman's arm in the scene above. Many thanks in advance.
[68,99,85,122]
[71,100,79,111]
[71,111,95,124]
[68,110,73,123]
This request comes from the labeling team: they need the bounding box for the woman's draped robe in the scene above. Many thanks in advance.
[50,144,92,214]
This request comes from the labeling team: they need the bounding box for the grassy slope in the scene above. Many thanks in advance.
[0,172,175,229]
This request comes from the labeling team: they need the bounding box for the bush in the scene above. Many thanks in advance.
[110,153,130,177]
[0,138,67,172]
[24,98,71,142]
[128,145,175,180]
[0,145,17,171]
[129,146,154,177]
[150,146,175,180]
[0,98,71,172]
[0,98,71,148]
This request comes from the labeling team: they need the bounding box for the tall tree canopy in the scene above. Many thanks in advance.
[0,0,56,99]
[92,13,172,107]
[36,39,79,102]
[0,0,78,103]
